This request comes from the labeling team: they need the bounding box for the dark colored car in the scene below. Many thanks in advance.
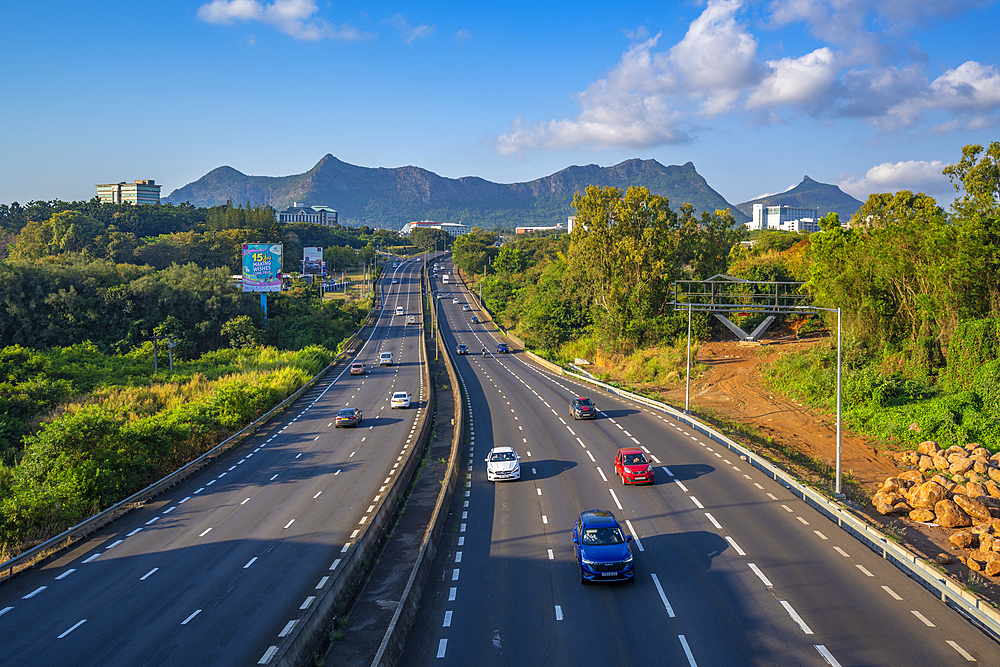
[615,447,654,485]
[470,316,480,324]
[572,509,634,584]
[497,342,510,354]
[570,397,597,420]
[456,344,468,355]
[335,407,363,428]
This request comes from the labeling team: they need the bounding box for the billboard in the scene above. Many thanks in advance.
[303,247,323,275]
[242,243,283,292]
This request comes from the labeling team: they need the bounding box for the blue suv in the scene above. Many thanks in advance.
[572,509,635,584]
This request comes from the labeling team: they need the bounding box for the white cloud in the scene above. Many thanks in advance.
[455,28,472,42]
[196,0,372,41]
[495,0,999,155]
[389,14,435,45]
[748,47,838,111]
[838,160,952,201]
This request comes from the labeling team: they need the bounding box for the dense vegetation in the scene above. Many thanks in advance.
[453,142,1000,455]
[0,198,387,557]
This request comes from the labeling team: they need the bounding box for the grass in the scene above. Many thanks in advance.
[966,573,989,595]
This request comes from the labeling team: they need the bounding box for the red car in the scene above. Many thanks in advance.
[615,448,654,485]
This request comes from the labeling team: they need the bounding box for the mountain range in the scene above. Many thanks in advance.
[164,156,863,230]
[734,176,863,222]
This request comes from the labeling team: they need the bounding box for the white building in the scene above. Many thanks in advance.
[96,180,161,205]
[515,222,567,235]
[277,202,338,226]
[399,220,468,237]
[748,204,820,233]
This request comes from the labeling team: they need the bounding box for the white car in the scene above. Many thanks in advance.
[392,278,398,284]
[391,391,411,408]
[453,298,460,304]
[485,446,521,481]
[380,352,393,366]
[462,305,471,311]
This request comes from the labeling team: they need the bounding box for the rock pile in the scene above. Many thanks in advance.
[877,441,1000,575]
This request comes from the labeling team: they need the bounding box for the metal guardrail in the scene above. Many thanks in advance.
[555,369,1000,642]
[1,301,381,582]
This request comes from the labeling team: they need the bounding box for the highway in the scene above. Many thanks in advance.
[401,268,997,666]
[0,258,429,666]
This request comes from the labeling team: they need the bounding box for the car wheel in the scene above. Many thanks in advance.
[621,472,626,485]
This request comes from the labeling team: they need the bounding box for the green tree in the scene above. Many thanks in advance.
[452,229,496,276]
[409,228,452,252]
[492,246,528,274]
[221,315,265,349]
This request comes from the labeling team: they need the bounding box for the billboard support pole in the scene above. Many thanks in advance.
[261,293,267,325]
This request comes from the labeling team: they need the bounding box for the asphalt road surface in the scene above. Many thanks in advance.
[0,258,429,667]
[400,272,997,666]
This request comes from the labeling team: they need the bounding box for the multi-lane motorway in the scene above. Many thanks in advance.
[0,259,428,666]
[401,267,997,665]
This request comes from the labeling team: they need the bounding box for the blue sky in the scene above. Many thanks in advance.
[2,0,999,210]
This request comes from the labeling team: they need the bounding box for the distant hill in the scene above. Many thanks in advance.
[735,176,863,222]
[164,155,749,229]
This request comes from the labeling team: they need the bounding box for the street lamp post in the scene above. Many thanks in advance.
[685,302,692,414]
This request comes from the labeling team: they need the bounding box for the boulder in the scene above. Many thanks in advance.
[986,560,1000,577]
[933,454,951,471]
[876,502,898,515]
[930,475,956,492]
[935,499,973,528]
[967,482,987,498]
[936,553,953,564]
[981,496,1000,510]
[909,508,936,522]
[917,440,940,455]
[946,445,968,456]
[918,455,936,472]
[899,470,925,485]
[988,467,1000,485]
[952,484,969,497]
[955,494,993,523]
[967,556,983,572]
[950,530,977,549]
[981,534,995,552]
[910,481,950,509]
[974,460,990,475]
[891,451,907,463]
[991,452,1000,463]
[971,446,988,457]
[986,480,1000,499]
[950,458,975,475]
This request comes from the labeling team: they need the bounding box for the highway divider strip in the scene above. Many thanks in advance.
[369,259,465,667]
[1,285,384,582]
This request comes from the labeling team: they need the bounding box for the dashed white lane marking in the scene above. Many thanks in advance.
[436,638,448,658]
[609,489,624,510]
[547,549,554,560]
[57,619,86,638]
[689,496,704,509]
[542,515,549,524]
[449,587,457,601]
[244,557,257,569]
[675,480,689,492]
[181,609,202,625]
[796,516,810,525]
[911,610,935,627]
[0,607,13,617]
[199,528,212,537]
[624,520,644,551]
[780,505,794,513]
[678,635,698,667]
[766,493,777,500]
[279,620,297,637]
[284,519,295,529]
[650,573,675,617]
[258,646,278,664]
[597,467,608,482]
[140,568,158,580]
[814,644,842,667]
[881,585,903,600]
[856,564,875,577]
[82,554,100,564]
[452,569,460,581]
[555,605,564,620]
[947,640,977,661]
[781,600,814,634]
[443,610,453,627]
[814,531,828,540]
[56,569,76,580]
[23,586,46,599]
[725,536,746,556]
[704,513,723,530]
[662,467,674,476]
[586,451,596,462]
[749,563,773,588]
[753,482,764,490]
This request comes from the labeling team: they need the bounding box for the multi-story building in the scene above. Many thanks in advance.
[515,222,567,235]
[96,180,161,205]
[399,221,468,237]
[748,204,820,233]
[276,203,338,226]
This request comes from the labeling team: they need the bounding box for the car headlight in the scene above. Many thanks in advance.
[581,557,598,567]
[623,553,634,564]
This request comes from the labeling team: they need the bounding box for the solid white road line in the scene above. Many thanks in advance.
[650,574,675,617]
[946,640,977,661]
[678,635,698,667]
[814,644,843,667]
[781,600,814,634]
[748,563,773,588]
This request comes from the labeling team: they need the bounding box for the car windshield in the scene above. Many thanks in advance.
[489,451,516,462]
[623,454,647,466]
[581,527,625,545]
[337,409,355,416]
[393,393,407,399]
